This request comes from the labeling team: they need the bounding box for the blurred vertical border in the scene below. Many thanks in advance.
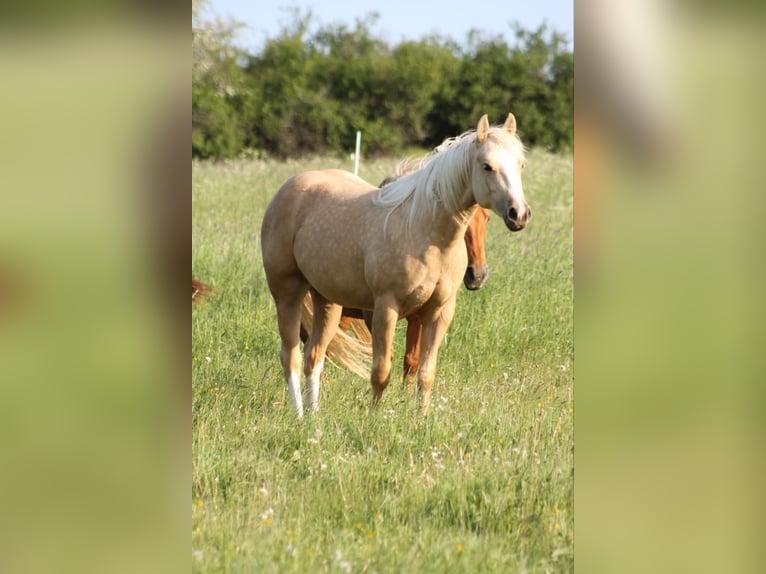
[0,2,189,573]
[575,1,765,572]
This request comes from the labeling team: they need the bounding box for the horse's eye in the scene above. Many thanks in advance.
[482,163,493,172]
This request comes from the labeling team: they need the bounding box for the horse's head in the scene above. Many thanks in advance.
[463,207,490,290]
[471,114,531,232]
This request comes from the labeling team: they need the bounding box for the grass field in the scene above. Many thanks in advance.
[192,150,573,573]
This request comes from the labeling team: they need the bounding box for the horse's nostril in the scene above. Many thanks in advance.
[508,207,518,220]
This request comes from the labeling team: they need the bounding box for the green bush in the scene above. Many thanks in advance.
[192,11,572,159]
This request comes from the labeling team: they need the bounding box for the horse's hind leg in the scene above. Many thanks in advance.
[304,289,343,413]
[272,279,310,417]
[402,315,422,393]
[277,300,307,417]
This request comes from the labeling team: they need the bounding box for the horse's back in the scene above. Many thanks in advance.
[261,169,378,299]
[290,169,375,200]
[263,169,373,230]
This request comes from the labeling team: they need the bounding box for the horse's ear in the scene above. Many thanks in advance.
[503,113,517,136]
[476,114,490,143]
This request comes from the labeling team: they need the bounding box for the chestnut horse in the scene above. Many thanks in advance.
[192,278,212,303]
[261,114,530,417]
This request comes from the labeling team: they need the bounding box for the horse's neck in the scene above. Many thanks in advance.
[425,155,477,236]
[406,151,476,247]
[426,198,477,249]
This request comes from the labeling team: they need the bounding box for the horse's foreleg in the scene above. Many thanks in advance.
[276,296,307,417]
[370,299,398,405]
[416,298,457,415]
[402,315,422,393]
[304,290,343,413]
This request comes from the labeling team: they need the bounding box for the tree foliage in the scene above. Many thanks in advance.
[192,3,572,159]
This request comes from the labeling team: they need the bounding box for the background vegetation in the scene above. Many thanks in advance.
[192,1,573,159]
[192,150,573,572]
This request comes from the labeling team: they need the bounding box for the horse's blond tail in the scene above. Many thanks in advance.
[347,317,372,346]
[301,294,372,379]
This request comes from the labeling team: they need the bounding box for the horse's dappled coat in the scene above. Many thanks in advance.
[261,114,530,417]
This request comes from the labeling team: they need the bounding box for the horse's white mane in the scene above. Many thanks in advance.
[374,131,472,215]
[373,126,524,230]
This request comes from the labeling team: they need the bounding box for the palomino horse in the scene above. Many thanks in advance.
[261,114,530,417]
[299,169,492,386]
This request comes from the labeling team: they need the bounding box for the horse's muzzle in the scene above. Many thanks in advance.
[463,264,489,290]
[503,205,532,232]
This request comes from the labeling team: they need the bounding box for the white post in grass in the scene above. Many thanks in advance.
[354,130,362,176]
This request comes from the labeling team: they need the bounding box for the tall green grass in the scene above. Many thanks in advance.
[192,150,573,572]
